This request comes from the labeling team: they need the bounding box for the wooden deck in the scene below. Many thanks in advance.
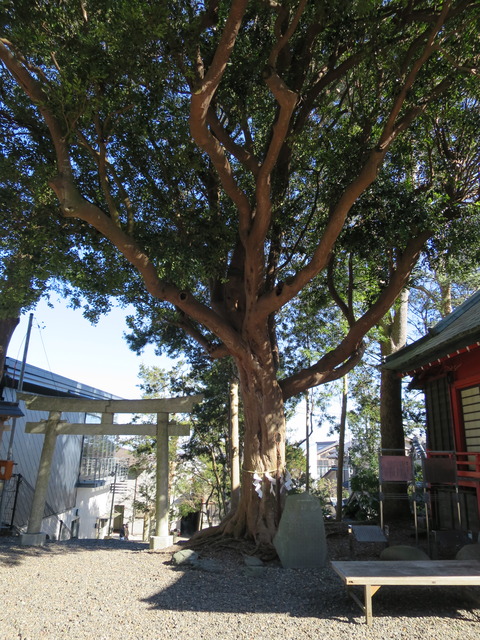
[331,560,480,625]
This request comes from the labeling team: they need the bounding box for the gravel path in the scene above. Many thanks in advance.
[1,536,479,640]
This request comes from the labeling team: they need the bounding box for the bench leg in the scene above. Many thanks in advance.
[365,585,381,625]
[346,585,381,625]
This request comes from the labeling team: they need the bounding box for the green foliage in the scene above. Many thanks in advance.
[285,441,307,491]
[170,458,208,522]
[177,358,239,520]
[0,125,70,319]
[132,473,156,517]
[347,361,381,455]
[344,466,380,521]
[310,476,338,520]
[340,363,382,520]
[0,56,135,353]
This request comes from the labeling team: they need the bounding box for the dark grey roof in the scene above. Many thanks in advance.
[384,289,480,374]
[4,357,120,400]
[316,440,337,451]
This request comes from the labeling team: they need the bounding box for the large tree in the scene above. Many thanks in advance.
[1,1,479,546]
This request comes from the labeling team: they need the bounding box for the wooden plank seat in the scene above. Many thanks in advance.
[331,560,480,625]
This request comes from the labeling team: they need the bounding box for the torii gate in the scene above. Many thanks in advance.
[18,393,202,548]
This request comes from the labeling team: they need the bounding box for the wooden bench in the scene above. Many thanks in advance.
[331,560,480,625]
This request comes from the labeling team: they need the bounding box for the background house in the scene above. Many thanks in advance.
[315,440,351,489]
[384,290,480,533]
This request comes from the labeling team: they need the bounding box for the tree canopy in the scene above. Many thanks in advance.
[0,73,133,375]
[1,0,479,545]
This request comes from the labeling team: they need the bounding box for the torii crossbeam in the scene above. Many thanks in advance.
[18,392,202,548]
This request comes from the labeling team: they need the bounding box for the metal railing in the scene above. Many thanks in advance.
[78,456,129,484]
[1,474,73,539]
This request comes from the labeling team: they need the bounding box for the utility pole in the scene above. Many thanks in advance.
[108,463,118,535]
[7,313,33,460]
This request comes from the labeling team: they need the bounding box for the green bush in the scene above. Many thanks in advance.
[344,468,379,521]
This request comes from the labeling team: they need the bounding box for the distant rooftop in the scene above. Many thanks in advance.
[316,440,337,450]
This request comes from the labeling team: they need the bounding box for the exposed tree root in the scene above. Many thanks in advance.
[185,523,278,562]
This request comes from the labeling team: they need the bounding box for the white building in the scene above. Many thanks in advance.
[0,357,137,540]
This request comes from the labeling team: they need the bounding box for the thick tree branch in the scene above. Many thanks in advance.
[280,343,365,400]
[0,39,248,359]
[249,67,298,250]
[190,0,251,237]
[280,229,431,399]
[257,142,388,319]
[50,173,249,356]
[341,231,432,352]
[172,312,228,358]
[0,40,71,178]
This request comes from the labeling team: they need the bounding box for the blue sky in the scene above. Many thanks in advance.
[7,296,172,399]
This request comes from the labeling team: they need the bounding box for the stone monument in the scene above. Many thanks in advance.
[273,492,328,568]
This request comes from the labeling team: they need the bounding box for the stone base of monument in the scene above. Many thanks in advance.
[20,532,47,546]
[149,535,174,550]
[273,492,327,568]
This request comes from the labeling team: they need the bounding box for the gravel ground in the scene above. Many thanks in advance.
[1,531,479,640]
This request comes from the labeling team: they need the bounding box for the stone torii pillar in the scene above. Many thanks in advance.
[21,411,66,547]
[152,412,171,549]
[18,393,201,548]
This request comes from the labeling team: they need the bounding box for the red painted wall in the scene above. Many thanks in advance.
[451,347,480,387]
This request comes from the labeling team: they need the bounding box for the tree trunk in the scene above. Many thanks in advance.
[380,288,409,452]
[439,280,452,316]
[223,349,286,547]
[142,512,150,542]
[380,288,410,521]
[0,316,20,382]
[380,368,405,452]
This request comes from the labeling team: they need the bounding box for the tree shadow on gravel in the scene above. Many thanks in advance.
[2,537,480,626]
[141,562,480,626]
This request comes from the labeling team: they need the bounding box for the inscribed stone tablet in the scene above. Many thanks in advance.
[273,493,327,568]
